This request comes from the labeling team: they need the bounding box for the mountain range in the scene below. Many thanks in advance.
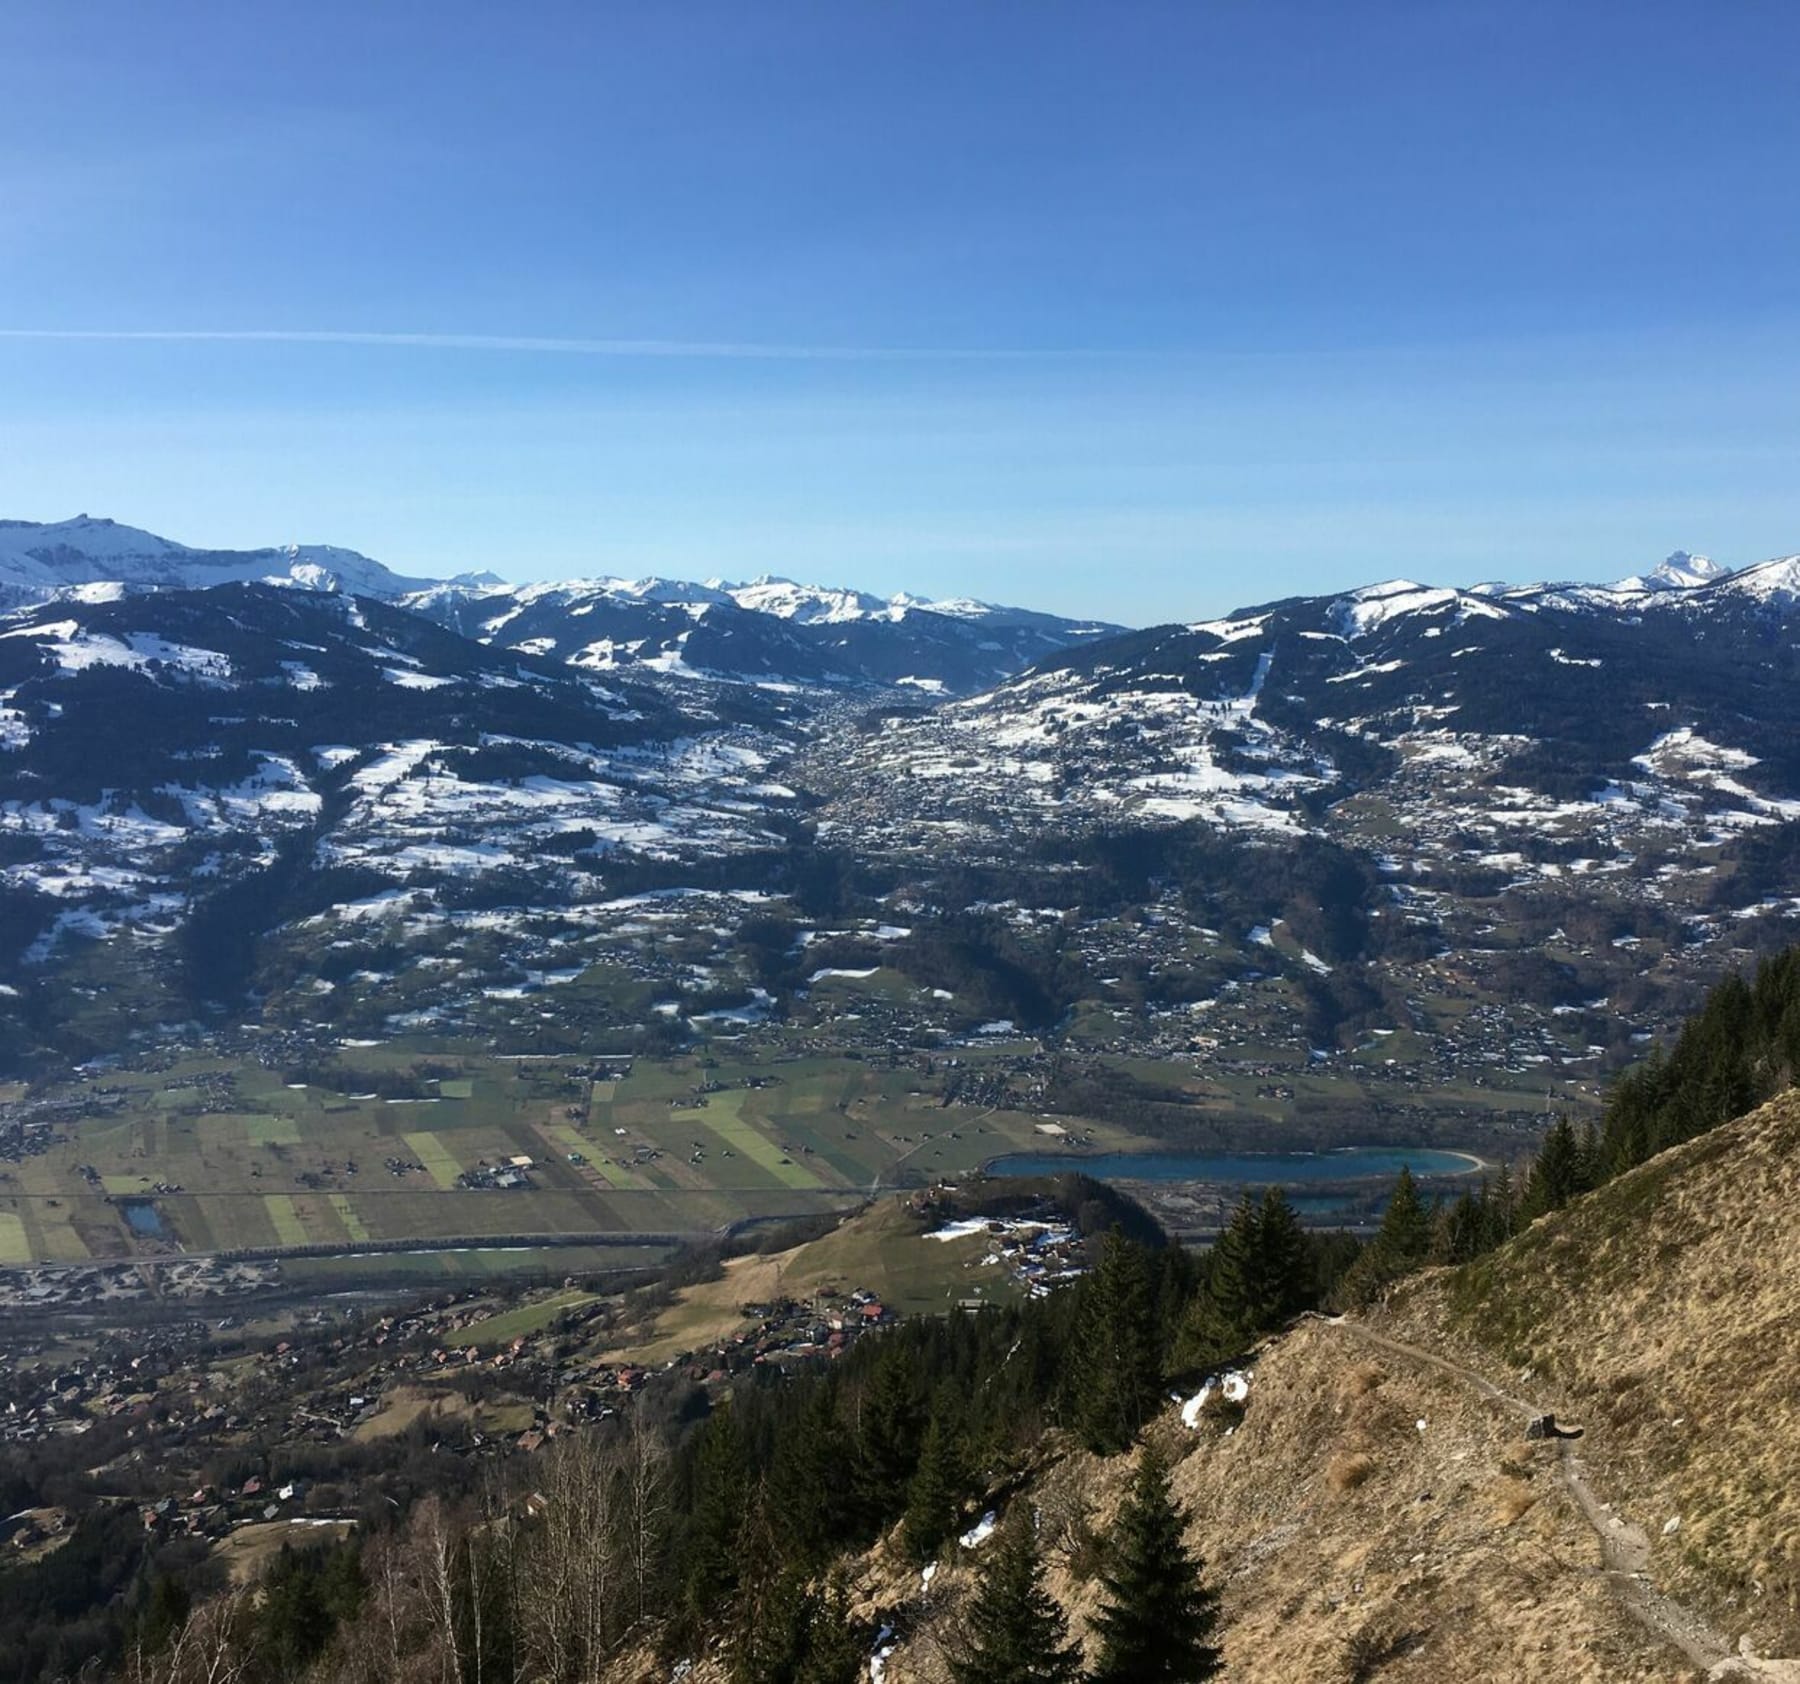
[2,515,1799,1105]
[0,516,1121,696]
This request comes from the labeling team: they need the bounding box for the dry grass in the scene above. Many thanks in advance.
[351,1384,478,1441]
[1394,1089,1800,1655]
[1340,1617,1422,1681]
[597,1198,987,1365]
[1327,1451,1379,1494]
[214,1519,354,1585]
[651,1103,1800,1683]
[1489,1477,1539,1525]
[1336,1362,1386,1405]
[828,1319,1684,1683]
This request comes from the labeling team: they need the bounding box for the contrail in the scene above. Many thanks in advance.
[0,327,1076,362]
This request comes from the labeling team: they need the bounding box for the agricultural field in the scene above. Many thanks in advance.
[447,1286,606,1349]
[0,1040,1128,1266]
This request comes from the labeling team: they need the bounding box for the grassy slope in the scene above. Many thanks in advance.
[640,1308,1679,1684]
[1390,1088,1800,1657]
[599,1198,1016,1366]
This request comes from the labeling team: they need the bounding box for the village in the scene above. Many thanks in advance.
[0,1188,1094,1575]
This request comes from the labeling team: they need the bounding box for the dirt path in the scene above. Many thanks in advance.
[1330,1321,1744,1675]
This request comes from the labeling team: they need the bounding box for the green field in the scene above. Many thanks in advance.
[692,1090,826,1190]
[403,1132,464,1190]
[244,1114,300,1146]
[449,1287,603,1347]
[329,1194,370,1242]
[0,1212,29,1264]
[263,1195,309,1247]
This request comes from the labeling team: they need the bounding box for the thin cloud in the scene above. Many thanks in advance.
[0,327,1082,362]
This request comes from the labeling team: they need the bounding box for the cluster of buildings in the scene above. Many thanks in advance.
[0,1256,278,1313]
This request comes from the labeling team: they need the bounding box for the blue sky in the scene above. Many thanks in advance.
[2,2,1797,623]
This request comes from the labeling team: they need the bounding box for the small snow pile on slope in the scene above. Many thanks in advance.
[1181,1369,1252,1430]
[959,1510,998,1549]
[925,1218,994,1243]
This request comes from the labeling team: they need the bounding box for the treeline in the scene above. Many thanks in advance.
[1344,946,1800,1299]
[1600,946,1800,1168]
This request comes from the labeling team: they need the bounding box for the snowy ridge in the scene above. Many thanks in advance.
[0,516,435,609]
[405,570,1123,697]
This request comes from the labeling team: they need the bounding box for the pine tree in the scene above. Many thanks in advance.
[1211,1192,1261,1328]
[1332,1165,1433,1308]
[902,1411,965,1563]
[730,1495,824,1684]
[1074,1230,1160,1454]
[795,1573,864,1684]
[770,1391,856,1566]
[1375,1165,1431,1267]
[1088,1447,1222,1684]
[1522,1117,1581,1220]
[1255,1185,1311,1325]
[1170,1197,1257,1373]
[947,1509,1081,1684]
[1574,1122,1604,1195]
[1484,1162,1519,1249]
[1432,1185,1485,1265]
[1150,1244,1200,1373]
[684,1405,750,1624]
[136,1573,192,1656]
[855,1346,923,1524]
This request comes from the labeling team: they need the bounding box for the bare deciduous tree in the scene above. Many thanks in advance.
[123,1587,258,1684]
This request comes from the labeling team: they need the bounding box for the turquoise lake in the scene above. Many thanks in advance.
[984,1146,1481,1185]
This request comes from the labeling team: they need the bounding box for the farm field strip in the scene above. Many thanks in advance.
[692,1093,826,1190]
[263,1195,309,1247]
[539,1122,652,1191]
[769,1116,887,1188]
[403,1133,464,1190]
[329,1194,370,1242]
[243,1114,300,1146]
[0,1212,30,1264]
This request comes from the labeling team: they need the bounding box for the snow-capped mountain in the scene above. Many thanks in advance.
[818,547,1800,847]
[5,525,1800,1083]
[804,543,1800,1006]
[404,573,1122,695]
[0,583,803,1001]
[0,516,439,610]
[0,518,1122,697]
[1620,550,1730,592]
[769,546,1800,1090]
[716,574,1091,631]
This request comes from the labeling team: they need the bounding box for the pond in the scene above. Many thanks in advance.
[121,1200,165,1236]
[984,1146,1482,1186]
